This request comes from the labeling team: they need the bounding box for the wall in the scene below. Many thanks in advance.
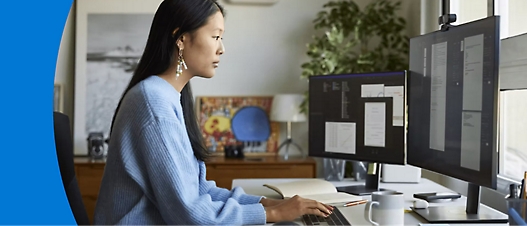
[191,0,334,158]
[450,0,487,25]
[55,0,420,176]
[508,0,527,37]
[55,4,75,121]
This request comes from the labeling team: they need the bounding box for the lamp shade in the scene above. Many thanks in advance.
[270,94,307,122]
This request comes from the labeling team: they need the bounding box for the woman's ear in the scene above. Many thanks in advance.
[177,33,190,50]
[176,38,184,50]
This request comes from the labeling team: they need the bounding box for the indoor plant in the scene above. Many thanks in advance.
[301,0,409,179]
[300,0,409,113]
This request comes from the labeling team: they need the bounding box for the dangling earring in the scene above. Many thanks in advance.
[176,46,188,80]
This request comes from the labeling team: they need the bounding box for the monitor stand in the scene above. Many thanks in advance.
[336,163,390,196]
[412,183,508,223]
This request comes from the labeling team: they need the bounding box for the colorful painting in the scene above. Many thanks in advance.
[196,96,279,156]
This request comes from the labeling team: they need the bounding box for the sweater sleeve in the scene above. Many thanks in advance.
[131,118,266,225]
[198,161,264,205]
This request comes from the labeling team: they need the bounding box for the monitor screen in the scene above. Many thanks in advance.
[407,16,500,189]
[308,71,407,165]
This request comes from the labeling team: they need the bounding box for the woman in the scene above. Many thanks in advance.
[93,0,333,224]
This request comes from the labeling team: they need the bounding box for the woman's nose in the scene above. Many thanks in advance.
[218,40,225,55]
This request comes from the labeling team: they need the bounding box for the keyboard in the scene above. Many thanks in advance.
[302,207,351,225]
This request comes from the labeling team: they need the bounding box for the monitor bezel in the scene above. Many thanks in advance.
[407,16,500,190]
[307,70,408,165]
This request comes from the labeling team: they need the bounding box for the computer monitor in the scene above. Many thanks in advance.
[407,16,507,223]
[308,71,407,195]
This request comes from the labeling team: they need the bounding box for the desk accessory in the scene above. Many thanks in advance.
[323,158,346,181]
[382,164,421,183]
[413,199,429,209]
[365,191,404,226]
[262,179,361,204]
[343,199,367,207]
[507,198,527,225]
[520,179,525,202]
[510,183,520,199]
[270,94,306,160]
[413,192,461,202]
[87,132,105,160]
[521,171,527,219]
[509,207,527,225]
[224,144,244,159]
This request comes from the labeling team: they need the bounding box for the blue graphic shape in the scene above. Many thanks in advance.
[231,107,271,141]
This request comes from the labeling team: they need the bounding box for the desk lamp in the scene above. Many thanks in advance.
[270,94,306,160]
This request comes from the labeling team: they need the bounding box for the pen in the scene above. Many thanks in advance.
[520,179,525,199]
[510,183,519,199]
[521,171,527,219]
[343,199,367,207]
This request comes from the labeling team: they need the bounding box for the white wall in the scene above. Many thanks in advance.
[508,0,527,37]
[191,0,334,158]
[55,3,75,120]
[55,0,420,176]
[450,0,487,25]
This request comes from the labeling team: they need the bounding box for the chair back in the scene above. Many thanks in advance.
[54,112,90,225]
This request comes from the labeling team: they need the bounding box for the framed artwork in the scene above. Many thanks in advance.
[196,96,279,156]
[73,0,160,155]
[54,83,64,113]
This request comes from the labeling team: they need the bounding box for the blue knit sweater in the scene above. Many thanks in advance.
[93,76,266,225]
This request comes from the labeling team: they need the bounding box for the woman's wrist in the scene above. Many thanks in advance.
[264,206,277,222]
[260,197,269,206]
[260,197,282,207]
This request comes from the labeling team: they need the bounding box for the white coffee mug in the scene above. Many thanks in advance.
[364,191,404,226]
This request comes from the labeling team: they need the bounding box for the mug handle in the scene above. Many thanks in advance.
[364,201,380,226]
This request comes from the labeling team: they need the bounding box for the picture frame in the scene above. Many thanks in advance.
[73,0,160,155]
[54,83,64,113]
[196,96,279,156]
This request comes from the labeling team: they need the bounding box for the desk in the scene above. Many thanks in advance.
[232,178,508,226]
[74,156,316,223]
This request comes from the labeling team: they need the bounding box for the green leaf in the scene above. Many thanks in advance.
[300,0,408,80]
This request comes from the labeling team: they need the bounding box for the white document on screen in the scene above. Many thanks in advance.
[325,122,356,154]
[364,102,386,147]
[430,41,447,152]
[384,86,404,127]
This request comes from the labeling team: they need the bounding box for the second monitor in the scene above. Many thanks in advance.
[308,71,407,195]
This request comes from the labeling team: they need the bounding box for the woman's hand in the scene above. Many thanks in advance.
[264,195,334,223]
[260,197,285,207]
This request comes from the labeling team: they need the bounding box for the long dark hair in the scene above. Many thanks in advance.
[110,0,224,161]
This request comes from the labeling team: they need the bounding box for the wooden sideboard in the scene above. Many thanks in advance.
[204,156,317,188]
[74,156,316,223]
[74,157,105,224]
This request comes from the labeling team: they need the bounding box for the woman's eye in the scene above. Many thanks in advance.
[213,36,222,40]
